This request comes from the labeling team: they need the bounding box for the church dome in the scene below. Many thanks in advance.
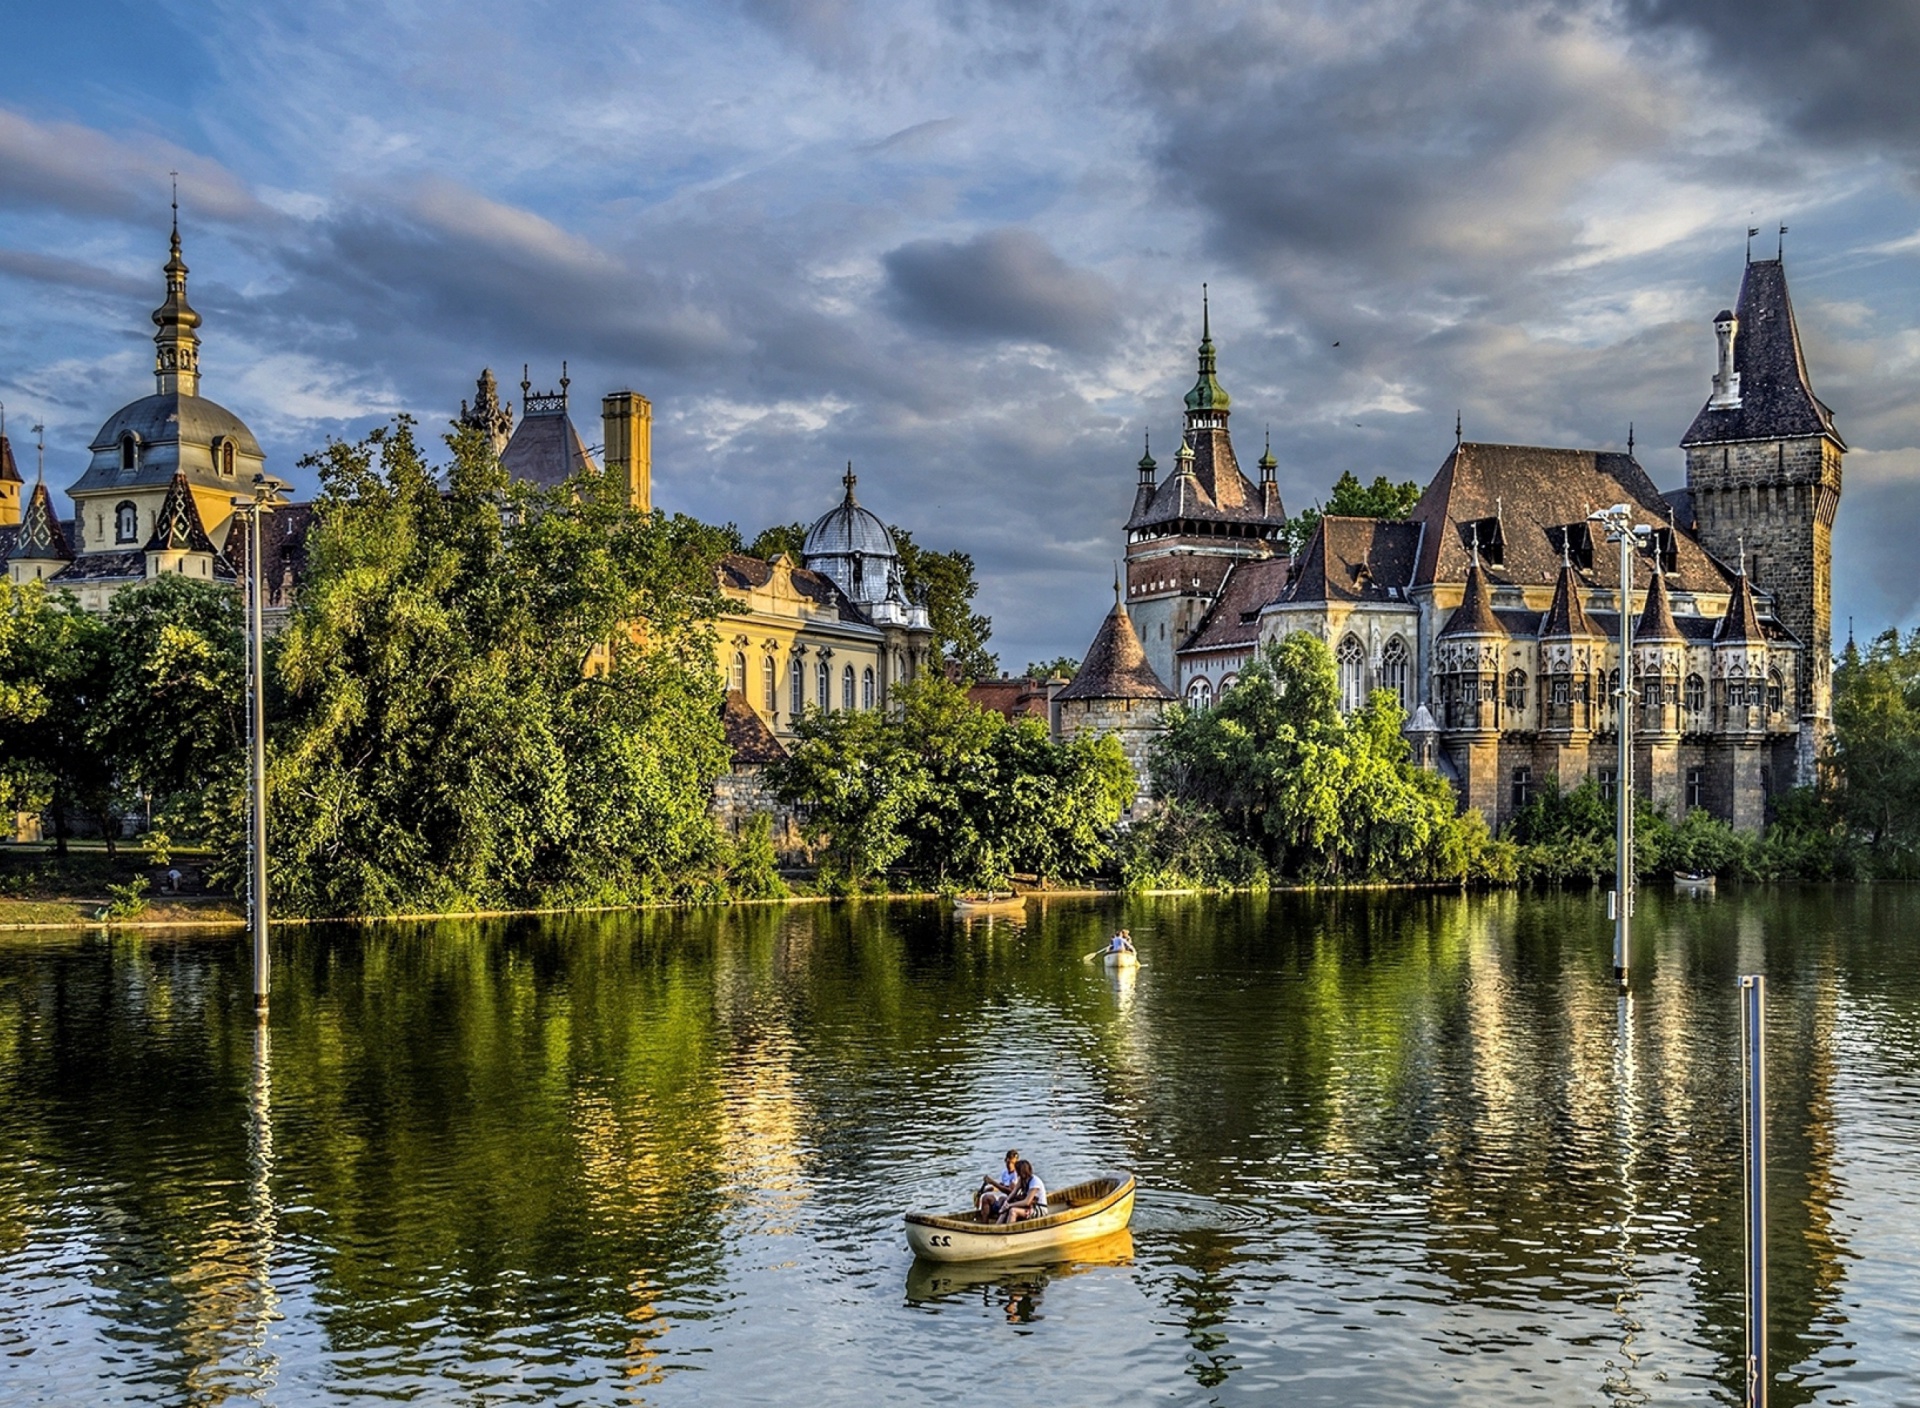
[88,393,263,458]
[802,468,901,607]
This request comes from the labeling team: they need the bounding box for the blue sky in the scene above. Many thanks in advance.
[5,0,1920,670]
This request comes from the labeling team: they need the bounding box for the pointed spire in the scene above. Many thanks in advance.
[1627,421,1635,458]
[1637,558,1683,643]
[1542,544,1596,639]
[1113,562,1122,606]
[1716,560,1765,644]
[1184,284,1230,414]
[1258,427,1277,480]
[1056,592,1174,702]
[143,471,219,554]
[10,479,73,563]
[1455,410,1462,447]
[151,201,202,397]
[1137,427,1156,475]
[1439,556,1504,638]
[842,461,857,501]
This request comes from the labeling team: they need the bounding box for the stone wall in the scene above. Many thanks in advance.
[1059,696,1168,817]
[711,768,809,863]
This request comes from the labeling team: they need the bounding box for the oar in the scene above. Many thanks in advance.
[1082,945,1110,962]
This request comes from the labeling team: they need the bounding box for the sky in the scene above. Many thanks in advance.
[4,0,1920,672]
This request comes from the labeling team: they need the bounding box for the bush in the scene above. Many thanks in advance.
[1118,804,1269,890]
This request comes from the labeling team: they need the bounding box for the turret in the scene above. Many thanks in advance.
[151,213,202,398]
[1634,559,1685,736]
[1539,543,1599,735]
[1435,553,1505,735]
[6,480,73,585]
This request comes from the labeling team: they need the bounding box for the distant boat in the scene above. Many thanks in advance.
[1674,871,1717,893]
[953,893,1029,915]
[905,1175,1136,1263]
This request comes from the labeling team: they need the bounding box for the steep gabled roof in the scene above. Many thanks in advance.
[1281,516,1422,605]
[1058,600,1175,701]
[500,400,596,487]
[1715,568,1765,644]
[0,435,19,485]
[1437,559,1504,638]
[1682,259,1842,448]
[1182,556,1292,652]
[8,482,72,562]
[718,551,867,625]
[1540,557,1597,639]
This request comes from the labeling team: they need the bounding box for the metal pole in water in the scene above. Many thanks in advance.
[234,474,287,1022]
[1591,503,1644,988]
[1741,974,1768,1408]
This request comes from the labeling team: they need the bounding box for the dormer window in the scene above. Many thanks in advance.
[120,434,138,472]
[115,501,138,544]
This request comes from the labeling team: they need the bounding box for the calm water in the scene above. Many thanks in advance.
[1,890,1917,1406]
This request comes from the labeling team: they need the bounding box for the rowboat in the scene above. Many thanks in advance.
[905,1174,1135,1263]
[953,893,1029,915]
[904,1228,1136,1302]
[1674,871,1717,894]
[1103,948,1138,970]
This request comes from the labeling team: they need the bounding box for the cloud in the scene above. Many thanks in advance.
[0,106,268,226]
[883,227,1120,350]
[0,248,147,298]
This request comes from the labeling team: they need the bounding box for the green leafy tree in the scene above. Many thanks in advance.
[0,579,115,852]
[1286,470,1423,551]
[267,417,738,916]
[745,522,808,560]
[1023,656,1079,681]
[893,530,997,680]
[1828,628,1920,876]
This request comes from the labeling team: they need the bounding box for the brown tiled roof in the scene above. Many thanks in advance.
[969,678,1054,720]
[1281,516,1422,605]
[1715,570,1765,644]
[1127,436,1287,533]
[1637,563,1683,643]
[1057,602,1174,701]
[1408,442,1734,596]
[721,690,786,766]
[718,551,865,623]
[1437,560,1504,638]
[1682,260,1842,449]
[1183,556,1291,652]
[0,435,19,485]
[1540,559,1597,638]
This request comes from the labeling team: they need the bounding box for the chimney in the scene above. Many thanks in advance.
[1709,309,1742,409]
[601,391,652,512]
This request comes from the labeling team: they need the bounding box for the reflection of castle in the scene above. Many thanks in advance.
[1069,256,1839,832]
[0,220,313,612]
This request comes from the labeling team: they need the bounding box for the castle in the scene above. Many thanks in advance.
[1067,253,1839,832]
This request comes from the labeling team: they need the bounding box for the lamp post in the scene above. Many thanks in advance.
[232,473,290,1020]
[1588,504,1653,988]
[1740,974,1769,1408]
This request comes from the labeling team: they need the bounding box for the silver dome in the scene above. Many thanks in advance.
[802,470,901,606]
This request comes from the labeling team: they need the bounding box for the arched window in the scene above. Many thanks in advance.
[862,666,875,709]
[1505,668,1527,714]
[817,661,832,709]
[114,501,139,544]
[1219,674,1239,695]
[1642,676,1662,710]
[791,658,805,715]
[730,651,747,694]
[1685,673,1706,717]
[1379,637,1409,711]
[763,655,777,714]
[1767,669,1783,714]
[119,434,137,472]
[1187,678,1212,711]
[1335,634,1366,714]
[842,665,856,710]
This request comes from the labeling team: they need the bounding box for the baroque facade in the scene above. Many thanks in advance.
[1098,254,1835,834]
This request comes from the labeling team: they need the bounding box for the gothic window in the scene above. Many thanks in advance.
[843,665,856,710]
[730,651,747,694]
[119,435,137,472]
[1380,637,1409,712]
[1686,767,1705,811]
[1685,673,1706,717]
[862,667,875,709]
[1220,674,1238,695]
[817,661,832,708]
[1643,676,1662,710]
[1336,634,1366,714]
[114,501,138,544]
[1462,676,1481,707]
[791,658,805,715]
[1505,669,1527,715]
[1551,676,1571,708]
[1767,669,1783,714]
[1511,766,1532,811]
[1597,766,1618,804]
[763,655,777,714]
[1187,678,1212,712]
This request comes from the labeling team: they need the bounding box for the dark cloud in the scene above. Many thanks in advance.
[1622,0,1920,159]
[0,248,147,298]
[884,227,1120,350]
[0,107,269,226]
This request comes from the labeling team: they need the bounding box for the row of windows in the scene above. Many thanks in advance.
[1514,765,1743,813]
[119,434,239,477]
[1455,668,1784,723]
[731,652,876,714]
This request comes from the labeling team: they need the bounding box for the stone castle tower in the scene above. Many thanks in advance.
[1680,254,1842,785]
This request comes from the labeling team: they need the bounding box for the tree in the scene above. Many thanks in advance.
[0,579,114,853]
[769,675,1131,888]
[1023,656,1079,681]
[1828,627,1920,876]
[892,530,997,680]
[745,521,808,560]
[267,417,740,916]
[1286,470,1423,552]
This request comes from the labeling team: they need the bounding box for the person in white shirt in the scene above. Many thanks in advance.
[975,1149,1020,1219]
[999,1159,1048,1223]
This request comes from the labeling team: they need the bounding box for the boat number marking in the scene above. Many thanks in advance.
[930,1235,952,1247]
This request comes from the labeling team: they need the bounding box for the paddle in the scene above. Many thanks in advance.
[1081,946,1109,962]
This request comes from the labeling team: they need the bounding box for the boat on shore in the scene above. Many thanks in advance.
[1674,871,1717,894]
[952,892,1029,915]
[905,1174,1136,1263]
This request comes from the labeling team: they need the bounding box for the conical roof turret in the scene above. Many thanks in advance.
[1540,545,1595,638]
[1637,559,1683,643]
[10,481,73,563]
[151,212,202,397]
[1438,556,1504,638]
[0,432,19,486]
[1057,593,1175,702]
[143,471,220,554]
[1715,558,1765,644]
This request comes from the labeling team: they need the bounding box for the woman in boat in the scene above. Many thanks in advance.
[975,1149,1020,1219]
[998,1159,1048,1224]
[1106,930,1136,955]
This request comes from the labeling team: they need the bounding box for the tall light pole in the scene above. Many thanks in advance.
[1740,973,1769,1408]
[1588,504,1653,989]
[232,473,290,1020]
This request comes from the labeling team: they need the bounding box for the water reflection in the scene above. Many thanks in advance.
[0,889,1911,1404]
[902,1229,1136,1323]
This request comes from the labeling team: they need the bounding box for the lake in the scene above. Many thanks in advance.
[1,889,1916,1405]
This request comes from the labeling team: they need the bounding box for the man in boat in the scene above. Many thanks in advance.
[999,1159,1048,1224]
[975,1149,1020,1219]
[1106,930,1136,955]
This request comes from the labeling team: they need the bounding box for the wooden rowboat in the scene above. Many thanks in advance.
[1673,871,1717,893]
[953,893,1029,915]
[1103,948,1138,970]
[904,1174,1135,1263]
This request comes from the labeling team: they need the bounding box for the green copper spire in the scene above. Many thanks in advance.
[1184,283,1230,414]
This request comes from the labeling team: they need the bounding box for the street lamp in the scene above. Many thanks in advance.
[1587,503,1654,988]
[232,472,290,1020]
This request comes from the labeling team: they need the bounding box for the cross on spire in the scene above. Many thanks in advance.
[842,461,857,499]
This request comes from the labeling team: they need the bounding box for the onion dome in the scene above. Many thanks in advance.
[151,218,202,397]
[1183,285,1230,414]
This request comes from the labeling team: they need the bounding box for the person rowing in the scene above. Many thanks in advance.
[998,1158,1048,1224]
[1106,930,1135,955]
[975,1148,1021,1219]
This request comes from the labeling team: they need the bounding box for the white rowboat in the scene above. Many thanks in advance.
[1103,949,1138,970]
[905,1175,1136,1263]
